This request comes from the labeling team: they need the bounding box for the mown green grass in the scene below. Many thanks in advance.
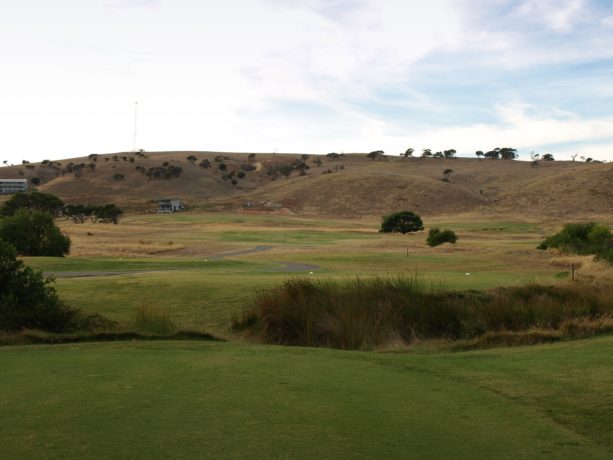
[1,337,611,459]
[21,256,264,272]
[219,229,376,245]
[52,272,282,335]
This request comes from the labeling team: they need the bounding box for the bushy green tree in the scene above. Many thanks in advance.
[380,211,424,234]
[426,228,458,247]
[0,209,70,256]
[0,240,77,331]
[538,223,612,264]
[95,204,123,224]
[0,191,64,217]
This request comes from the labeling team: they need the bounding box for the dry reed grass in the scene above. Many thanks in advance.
[234,276,613,350]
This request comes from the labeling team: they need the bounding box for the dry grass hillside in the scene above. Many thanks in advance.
[1,151,611,219]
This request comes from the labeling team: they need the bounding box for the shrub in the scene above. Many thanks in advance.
[0,209,70,256]
[0,240,78,332]
[380,211,424,234]
[427,228,458,247]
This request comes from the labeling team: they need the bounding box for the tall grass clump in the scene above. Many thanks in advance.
[132,306,175,335]
[234,276,613,350]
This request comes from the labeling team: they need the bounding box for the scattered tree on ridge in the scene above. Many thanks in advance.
[367,150,384,160]
[442,169,454,182]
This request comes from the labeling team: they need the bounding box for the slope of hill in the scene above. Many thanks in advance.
[1,151,611,219]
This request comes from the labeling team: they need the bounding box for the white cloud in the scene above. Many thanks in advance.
[514,0,585,32]
[602,15,613,28]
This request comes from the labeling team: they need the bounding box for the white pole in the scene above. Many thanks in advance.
[133,101,138,152]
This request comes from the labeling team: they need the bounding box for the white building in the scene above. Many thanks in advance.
[157,198,184,213]
[0,179,27,194]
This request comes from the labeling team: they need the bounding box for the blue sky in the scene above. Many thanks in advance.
[1,0,613,163]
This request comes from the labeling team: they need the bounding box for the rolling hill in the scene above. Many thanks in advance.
[1,151,611,219]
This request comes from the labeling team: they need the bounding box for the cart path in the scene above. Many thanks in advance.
[207,245,273,259]
[270,261,320,273]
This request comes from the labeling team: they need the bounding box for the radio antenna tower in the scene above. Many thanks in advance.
[132,101,138,152]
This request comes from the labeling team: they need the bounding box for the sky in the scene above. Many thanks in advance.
[1,0,613,163]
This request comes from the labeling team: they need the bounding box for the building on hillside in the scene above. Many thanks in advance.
[0,179,27,194]
[157,198,184,213]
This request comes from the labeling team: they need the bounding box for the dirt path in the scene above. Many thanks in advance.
[208,245,321,273]
[208,245,273,259]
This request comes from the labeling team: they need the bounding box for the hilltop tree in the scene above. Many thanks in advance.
[530,151,540,168]
[421,149,432,158]
[481,147,517,160]
[475,150,484,159]
[484,149,499,160]
[542,153,555,161]
[403,148,414,158]
[499,147,517,160]
[444,149,456,159]
[367,150,384,160]
[380,211,424,234]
